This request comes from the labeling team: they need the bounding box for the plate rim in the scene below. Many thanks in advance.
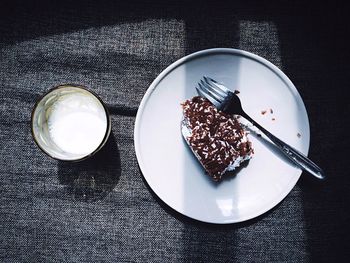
[134,48,310,224]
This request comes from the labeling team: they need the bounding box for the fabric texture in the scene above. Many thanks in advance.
[0,1,348,262]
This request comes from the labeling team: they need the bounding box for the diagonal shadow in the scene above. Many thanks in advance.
[1,0,346,261]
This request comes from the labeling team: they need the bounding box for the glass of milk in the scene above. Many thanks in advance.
[31,85,111,161]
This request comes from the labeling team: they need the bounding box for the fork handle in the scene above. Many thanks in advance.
[242,112,326,180]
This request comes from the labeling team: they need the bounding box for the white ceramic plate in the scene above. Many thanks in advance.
[134,48,309,224]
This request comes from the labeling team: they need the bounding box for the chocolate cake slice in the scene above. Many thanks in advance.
[181,96,253,181]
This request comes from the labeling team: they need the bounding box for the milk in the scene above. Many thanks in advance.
[47,91,107,156]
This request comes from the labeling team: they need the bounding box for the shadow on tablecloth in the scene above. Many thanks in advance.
[58,132,121,202]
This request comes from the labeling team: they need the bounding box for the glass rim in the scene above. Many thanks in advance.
[31,84,111,162]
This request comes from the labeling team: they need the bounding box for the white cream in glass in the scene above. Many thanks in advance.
[32,85,110,161]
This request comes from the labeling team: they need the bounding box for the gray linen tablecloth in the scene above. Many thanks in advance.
[0,1,348,262]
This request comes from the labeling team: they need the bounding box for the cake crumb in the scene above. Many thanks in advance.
[272,118,276,121]
[297,133,301,138]
[261,110,267,115]
[270,108,273,114]
[234,90,240,95]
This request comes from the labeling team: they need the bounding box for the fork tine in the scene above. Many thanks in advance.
[202,77,227,98]
[196,84,221,108]
[200,79,225,100]
[198,82,223,103]
[203,76,231,94]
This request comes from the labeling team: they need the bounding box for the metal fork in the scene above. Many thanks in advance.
[197,76,325,180]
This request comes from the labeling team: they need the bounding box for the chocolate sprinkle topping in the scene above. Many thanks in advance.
[182,96,253,181]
